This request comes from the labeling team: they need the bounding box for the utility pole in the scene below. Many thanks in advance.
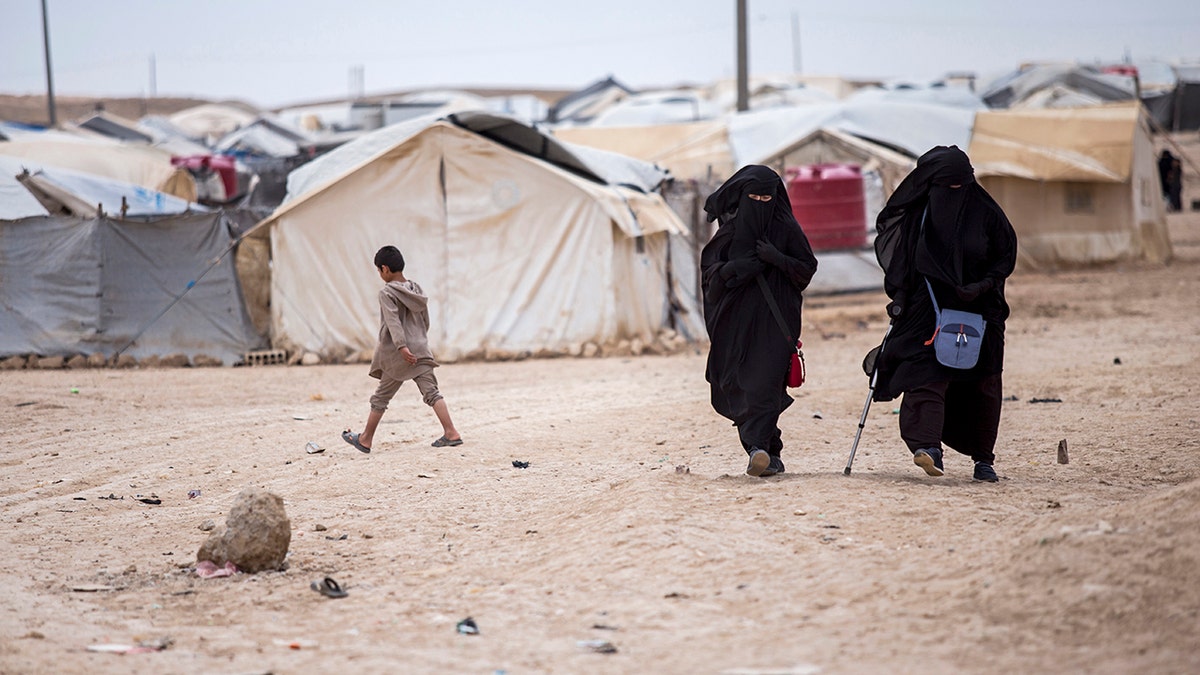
[41,0,57,126]
[149,53,157,98]
[791,12,802,75]
[736,0,748,112]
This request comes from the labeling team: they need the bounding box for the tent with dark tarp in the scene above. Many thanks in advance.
[0,211,264,364]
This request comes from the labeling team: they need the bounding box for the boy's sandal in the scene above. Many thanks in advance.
[432,436,463,447]
[341,430,371,453]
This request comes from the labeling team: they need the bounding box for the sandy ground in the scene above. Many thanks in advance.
[2,212,1199,675]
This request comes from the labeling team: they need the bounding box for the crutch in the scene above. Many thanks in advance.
[844,322,894,475]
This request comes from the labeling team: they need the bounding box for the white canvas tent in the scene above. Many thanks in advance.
[968,101,1171,269]
[255,112,704,361]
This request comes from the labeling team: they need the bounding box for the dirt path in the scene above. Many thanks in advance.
[1,215,1198,674]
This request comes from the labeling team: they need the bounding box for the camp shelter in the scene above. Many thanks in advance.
[0,212,263,364]
[552,120,734,182]
[0,131,196,200]
[168,103,258,145]
[254,112,704,362]
[967,101,1171,269]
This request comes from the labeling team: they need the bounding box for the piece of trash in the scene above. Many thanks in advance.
[15,401,35,407]
[891,408,900,415]
[73,497,86,501]
[135,494,161,505]
[292,414,311,420]
[812,411,823,419]
[1057,439,1069,464]
[187,489,201,499]
[310,393,325,401]
[512,460,530,469]
[1003,395,1020,401]
[675,465,690,474]
[1029,397,1062,404]
[591,624,619,631]
[273,638,319,649]
[99,493,122,500]
[69,387,80,394]
[1113,357,1122,365]
[311,577,348,598]
[417,473,434,479]
[577,639,618,654]
[305,441,324,454]
[70,584,115,592]
[456,617,479,635]
[325,533,348,541]
[195,560,237,578]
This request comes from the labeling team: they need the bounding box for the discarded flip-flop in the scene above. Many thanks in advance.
[311,576,348,599]
[341,430,371,454]
[431,436,463,447]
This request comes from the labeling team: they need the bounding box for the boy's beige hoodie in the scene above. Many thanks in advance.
[369,279,438,381]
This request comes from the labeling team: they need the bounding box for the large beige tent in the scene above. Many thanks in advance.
[968,101,1171,269]
[553,120,734,182]
[0,133,196,200]
[255,116,703,361]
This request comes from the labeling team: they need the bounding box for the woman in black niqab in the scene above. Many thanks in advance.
[701,165,817,477]
[871,145,1017,482]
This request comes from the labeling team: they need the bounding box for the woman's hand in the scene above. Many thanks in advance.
[756,239,787,268]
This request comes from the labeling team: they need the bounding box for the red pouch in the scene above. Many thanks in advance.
[787,340,805,388]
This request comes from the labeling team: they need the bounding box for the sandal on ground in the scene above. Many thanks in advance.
[432,435,463,447]
[341,430,371,453]
[311,576,348,598]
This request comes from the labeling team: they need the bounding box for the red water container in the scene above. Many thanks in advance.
[785,163,867,251]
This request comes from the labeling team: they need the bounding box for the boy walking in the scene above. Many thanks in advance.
[342,246,462,453]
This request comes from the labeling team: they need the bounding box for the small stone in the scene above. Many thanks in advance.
[36,356,65,369]
[140,355,162,368]
[111,354,138,369]
[86,353,108,368]
[1057,439,1069,464]
[582,342,599,358]
[794,509,807,516]
[313,523,327,532]
[300,352,321,366]
[159,353,190,368]
[198,519,216,532]
[66,355,89,369]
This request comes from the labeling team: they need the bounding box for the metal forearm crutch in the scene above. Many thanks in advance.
[844,323,894,476]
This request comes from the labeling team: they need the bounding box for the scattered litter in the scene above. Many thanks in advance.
[1029,397,1062,404]
[73,497,86,501]
[87,637,171,654]
[812,411,823,419]
[311,577,348,598]
[99,493,123,500]
[310,393,325,401]
[16,401,35,407]
[512,460,530,469]
[675,465,690,474]
[1113,357,1122,365]
[591,624,618,631]
[273,638,319,649]
[69,387,80,394]
[793,509,807,516]
[891,408,900,415]
[1057,439,1070,464]
[456,617,479,635]
[305,441,324,454]
[195,561,237,578]
[1003,395,1020,401]
[577,639,617,654]
[187,489,201,499]
[325,534,348,541]
[70,584,115,592]
[292,414,311,420]
[135,494,161,505]
[417,473,435,479]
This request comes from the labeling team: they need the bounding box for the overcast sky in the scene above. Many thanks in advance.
[2,0,1197,109]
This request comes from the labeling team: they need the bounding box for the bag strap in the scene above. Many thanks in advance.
[756,275,796,346]
[924,277,941,316]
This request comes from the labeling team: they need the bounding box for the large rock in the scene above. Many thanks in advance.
[197,488,291,573]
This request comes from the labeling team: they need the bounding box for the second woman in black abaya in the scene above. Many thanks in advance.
[701,165,817,477]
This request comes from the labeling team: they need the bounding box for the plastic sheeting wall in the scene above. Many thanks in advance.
[0,212,264,364]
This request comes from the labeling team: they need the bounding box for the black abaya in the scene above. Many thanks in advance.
[872,146,1018,402]
[701,166,818,455]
